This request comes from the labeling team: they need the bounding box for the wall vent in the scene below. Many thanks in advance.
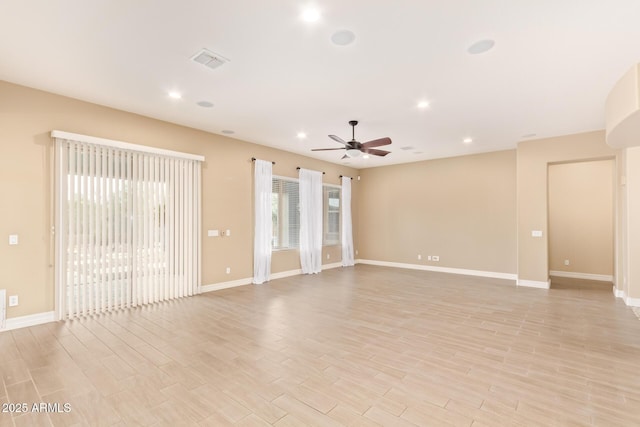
[191,49,229,71]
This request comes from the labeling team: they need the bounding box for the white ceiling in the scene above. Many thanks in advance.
[1,1,639,168]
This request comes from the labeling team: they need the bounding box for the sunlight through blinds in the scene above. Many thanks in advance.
[54,132,203,319]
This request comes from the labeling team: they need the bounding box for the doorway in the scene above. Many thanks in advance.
[547,159,615,288]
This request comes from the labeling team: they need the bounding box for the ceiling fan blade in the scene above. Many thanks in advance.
[361,137,392,148]
[364,148,391,157]
[328,135,349,145]
[311,148,347,151]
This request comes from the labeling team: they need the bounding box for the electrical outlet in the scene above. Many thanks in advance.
[418,254,422,260]
[8,234,18,245]
[225,267,231,274]
[326,253,330,259]
[432,255,440,262]
[355,249,358,255]
[564,259,570,266]
[9,295,18,307]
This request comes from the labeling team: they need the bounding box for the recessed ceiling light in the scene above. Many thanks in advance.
[301,8,320,22]
[417,100,430,109]
[297,132,307,139]
[196,101,214,108]
[463,138,473,144]
[331,30,356,46]
[168,91,182,99]
[467,39,495,55]
[221,130,235,135]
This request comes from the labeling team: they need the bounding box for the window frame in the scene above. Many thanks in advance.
[323,183,341,246]
[271,175,300,251]
[270,176,342,251]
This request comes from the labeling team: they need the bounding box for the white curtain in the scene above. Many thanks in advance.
[299,168,323,274]
[54,134,202,320]
[253,159,273,284]
[341,176,355,266]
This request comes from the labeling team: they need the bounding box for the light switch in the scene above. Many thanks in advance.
[8,234,18,245]
[207,230,219,237]
[226,229,231,237]
[531,230,543,237]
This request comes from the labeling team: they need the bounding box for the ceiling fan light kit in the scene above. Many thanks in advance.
[311,120,392,159]
[346,148,362,158]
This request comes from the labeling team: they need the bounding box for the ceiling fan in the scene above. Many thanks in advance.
[312,120,391,159]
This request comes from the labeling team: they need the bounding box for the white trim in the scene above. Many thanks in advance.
[517,279,551,289]
[201,278,253,293]
[270,269,303,280]
[54,138,66,321]
[356,259,517,281]
[323,262,343,270]
[625,296,640,307]
[270,262,344,280]
[549,270,614,282]
[273,174,299,183]
[613,285,625,298]
[1,311,56,332]
[51,130,205,162]
[201,262,345,293]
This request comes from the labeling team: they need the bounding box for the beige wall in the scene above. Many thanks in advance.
[605,63,640,149]
[0,80,358,318]
[517,131,619,284]
[2,79,632,320]
[548,160,614,276]
[624,146,640,298]
[357,150,517,274]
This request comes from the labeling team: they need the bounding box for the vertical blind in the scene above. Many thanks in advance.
[272,177,300,249]
[54,133,202,319]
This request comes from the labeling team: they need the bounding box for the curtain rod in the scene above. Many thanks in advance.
[339,175,353,180]
[296,167,325,175]
[251,157,275,165]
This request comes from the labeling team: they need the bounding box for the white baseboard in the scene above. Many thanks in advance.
[270,269,302,280]
[356,259,517,281]
[613,287,625,298]
[549,270,614,282]
[517,279,551,289]
[200,277,253,293]
[201,262,345,293]
[323,262,344,270]
[1,311,56,332]
[613,287,640,307]
[625,296,640,307]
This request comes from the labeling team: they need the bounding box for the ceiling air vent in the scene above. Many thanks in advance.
[191,49,229,71]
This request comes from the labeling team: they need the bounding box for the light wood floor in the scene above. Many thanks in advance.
[2,265,640,426]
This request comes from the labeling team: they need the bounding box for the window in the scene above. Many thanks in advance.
[272,177,300,249]
[54,132,203,320]
[323,185,341,245]
[271,177,341,249]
